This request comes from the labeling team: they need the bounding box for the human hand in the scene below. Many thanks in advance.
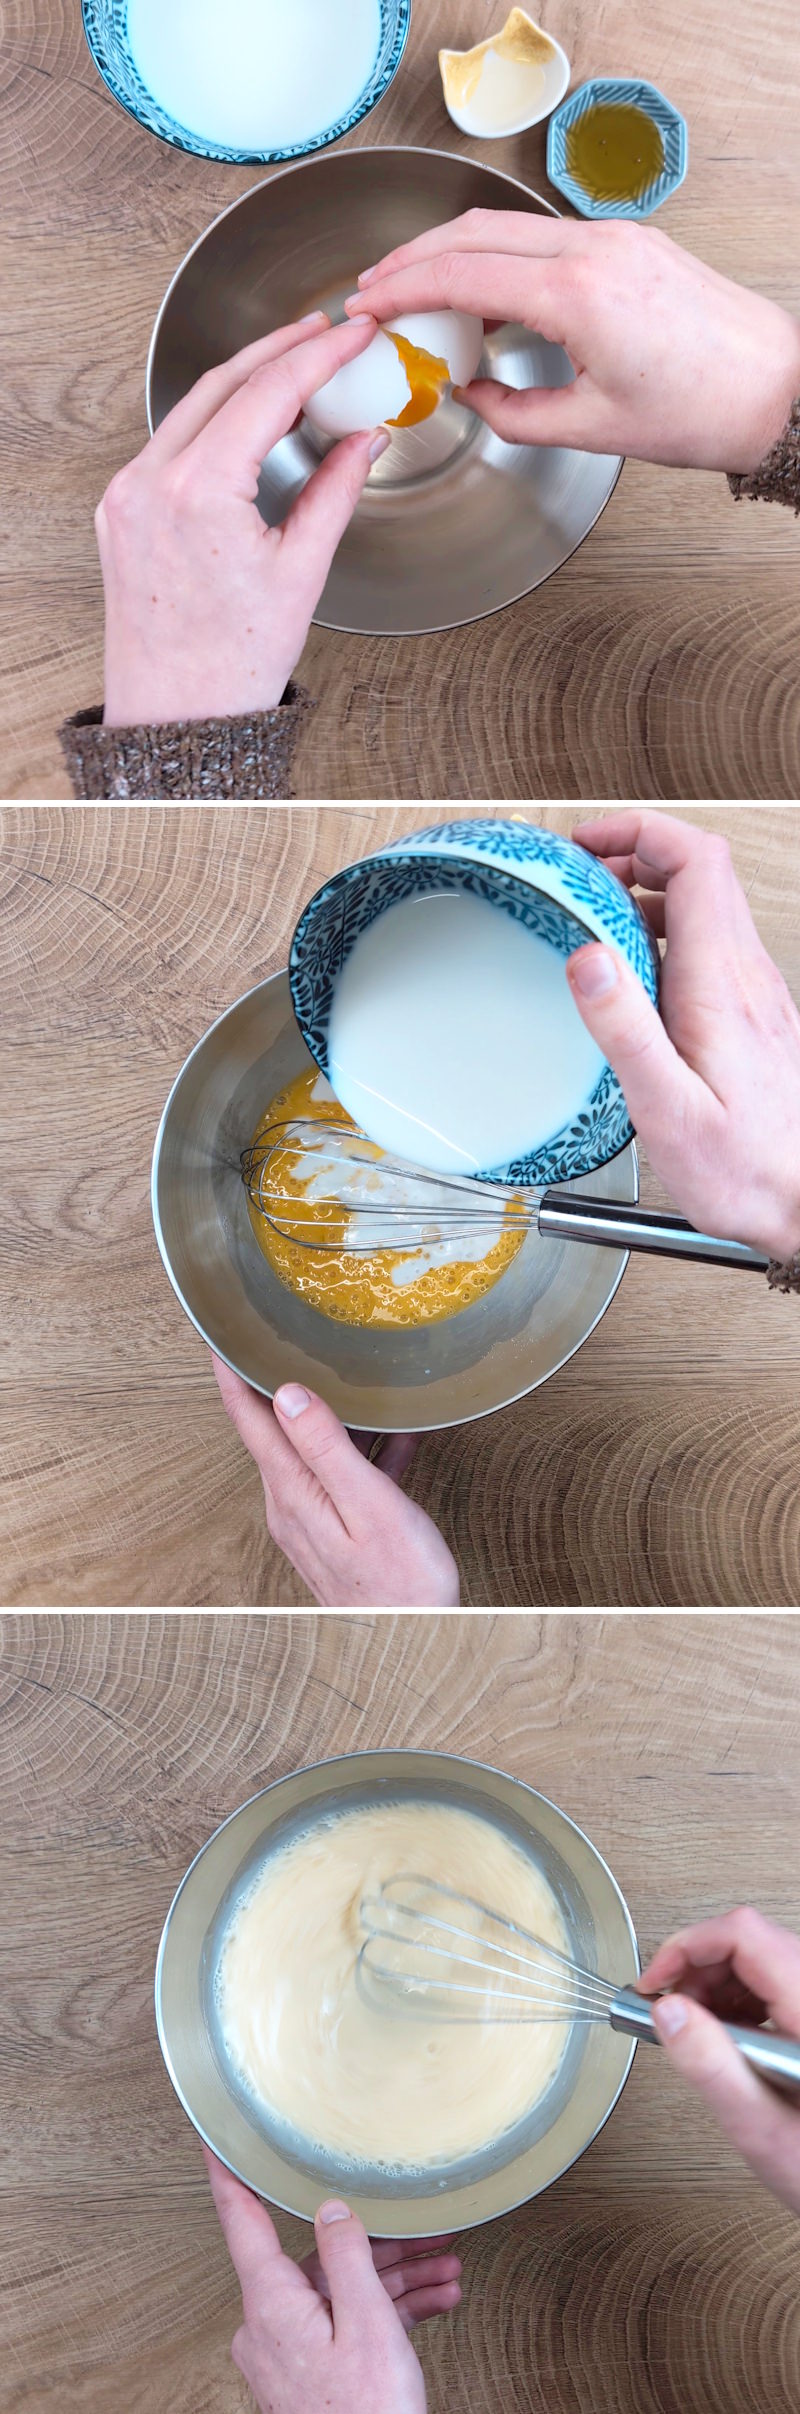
[639,1910,800,2214]
[300,2226,462,2332]
[204,2150,460,2414]
[349,215,800,472]
[212,1357,460,1606]
[564,811,800,1260]
[97,311,384,726]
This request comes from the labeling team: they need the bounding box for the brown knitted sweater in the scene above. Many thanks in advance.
[727,396,800,515]
[59,686,312,801]
[766,1251,800,1294]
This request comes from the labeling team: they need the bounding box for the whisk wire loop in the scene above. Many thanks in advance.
[241,1118,530,1255]
[358,1874,619,2026]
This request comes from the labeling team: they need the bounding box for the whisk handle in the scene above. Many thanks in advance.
[539,1197,769,1272]
[610,1991,800,2093]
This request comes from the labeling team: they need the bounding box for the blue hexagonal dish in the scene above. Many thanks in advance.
[547,77,688,220]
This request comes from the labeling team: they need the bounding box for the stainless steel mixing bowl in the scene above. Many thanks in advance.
[146,147,622,635]
[150,969,638,1433]
[155,1750,639,2234]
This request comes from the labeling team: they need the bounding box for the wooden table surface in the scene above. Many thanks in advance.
[2,801,799,1610]
[3,0,800,800]
[1,1610,799,2414]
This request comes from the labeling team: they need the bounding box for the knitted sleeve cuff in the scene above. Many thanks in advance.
[59,684,313,800]
[727,397,800,515]
[766,1251,800,1294]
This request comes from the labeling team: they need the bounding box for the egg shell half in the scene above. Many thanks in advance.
[305,331,410,439]
[305,309,484,440]
[388,309,484,390]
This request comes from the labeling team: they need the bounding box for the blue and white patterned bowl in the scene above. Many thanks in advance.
[547,78,688,220]
[289,819,660,1188]
[81,0,411,164]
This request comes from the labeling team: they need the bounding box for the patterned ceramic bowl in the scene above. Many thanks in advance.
[289,819,660,1187]
[81,0,411,164]
[546,78,688,220]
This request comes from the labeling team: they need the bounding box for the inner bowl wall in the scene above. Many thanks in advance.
[151,969,638,1431]
[155,1751,639,2234]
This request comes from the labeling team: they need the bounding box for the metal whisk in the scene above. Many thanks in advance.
[357,1876,800,2092]
[241,1118,768,1272]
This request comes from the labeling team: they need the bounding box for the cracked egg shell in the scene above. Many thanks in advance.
[305,309,484,439]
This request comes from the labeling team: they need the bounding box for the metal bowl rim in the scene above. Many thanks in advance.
[154,1745,640,2230]
[144,142,562,436]
[144,146,624,631]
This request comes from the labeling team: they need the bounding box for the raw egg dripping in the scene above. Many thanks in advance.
[385,330,451,427]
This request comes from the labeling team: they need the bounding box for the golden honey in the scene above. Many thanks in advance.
[566,102,664,206]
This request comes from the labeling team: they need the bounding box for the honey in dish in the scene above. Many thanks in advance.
[245,1065,525,1330]
[216,1798,569,2169]
[566,102,665,205]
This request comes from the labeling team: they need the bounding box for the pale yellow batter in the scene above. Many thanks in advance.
[216,1799,570,2169]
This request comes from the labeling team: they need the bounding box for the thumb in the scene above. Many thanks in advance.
[273,1384,373,1520]
[313,2202,385,2333]
[281,427,389,589]
[566,942,703,1148]
[455,377,591,450]
[652,1995,772,2165]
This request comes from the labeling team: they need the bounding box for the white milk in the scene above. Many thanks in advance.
[327,889,605,1173]
[126,0,381,151]
[287,1139,500,1282]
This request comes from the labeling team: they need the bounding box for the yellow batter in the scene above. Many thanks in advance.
[216,1799,569,2169]
[244,1066,524,1330]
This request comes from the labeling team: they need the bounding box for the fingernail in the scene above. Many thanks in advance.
[344,299,372,318]
[274,1383,310,1419]
[358,264,378,284]
[569,946,617,999]
[318,2200,351,2223]
[298,309,327,326]
[369,428,391,462]
[654,1996,688,2037]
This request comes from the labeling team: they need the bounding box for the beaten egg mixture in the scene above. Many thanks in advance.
[245,1066,525,1329]
[216,1798,569,2169]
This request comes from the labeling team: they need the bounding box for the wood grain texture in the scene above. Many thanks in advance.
[1,1610,799,2414]
[2,0,800,799]
[1,802,799,1609]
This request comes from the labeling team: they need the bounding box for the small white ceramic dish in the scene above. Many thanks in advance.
[440,10,570,139]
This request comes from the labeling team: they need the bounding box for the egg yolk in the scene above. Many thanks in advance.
[386,331,451,427]
[244,1067,525,1331]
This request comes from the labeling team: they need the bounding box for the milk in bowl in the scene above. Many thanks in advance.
[289,820,660,1188]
